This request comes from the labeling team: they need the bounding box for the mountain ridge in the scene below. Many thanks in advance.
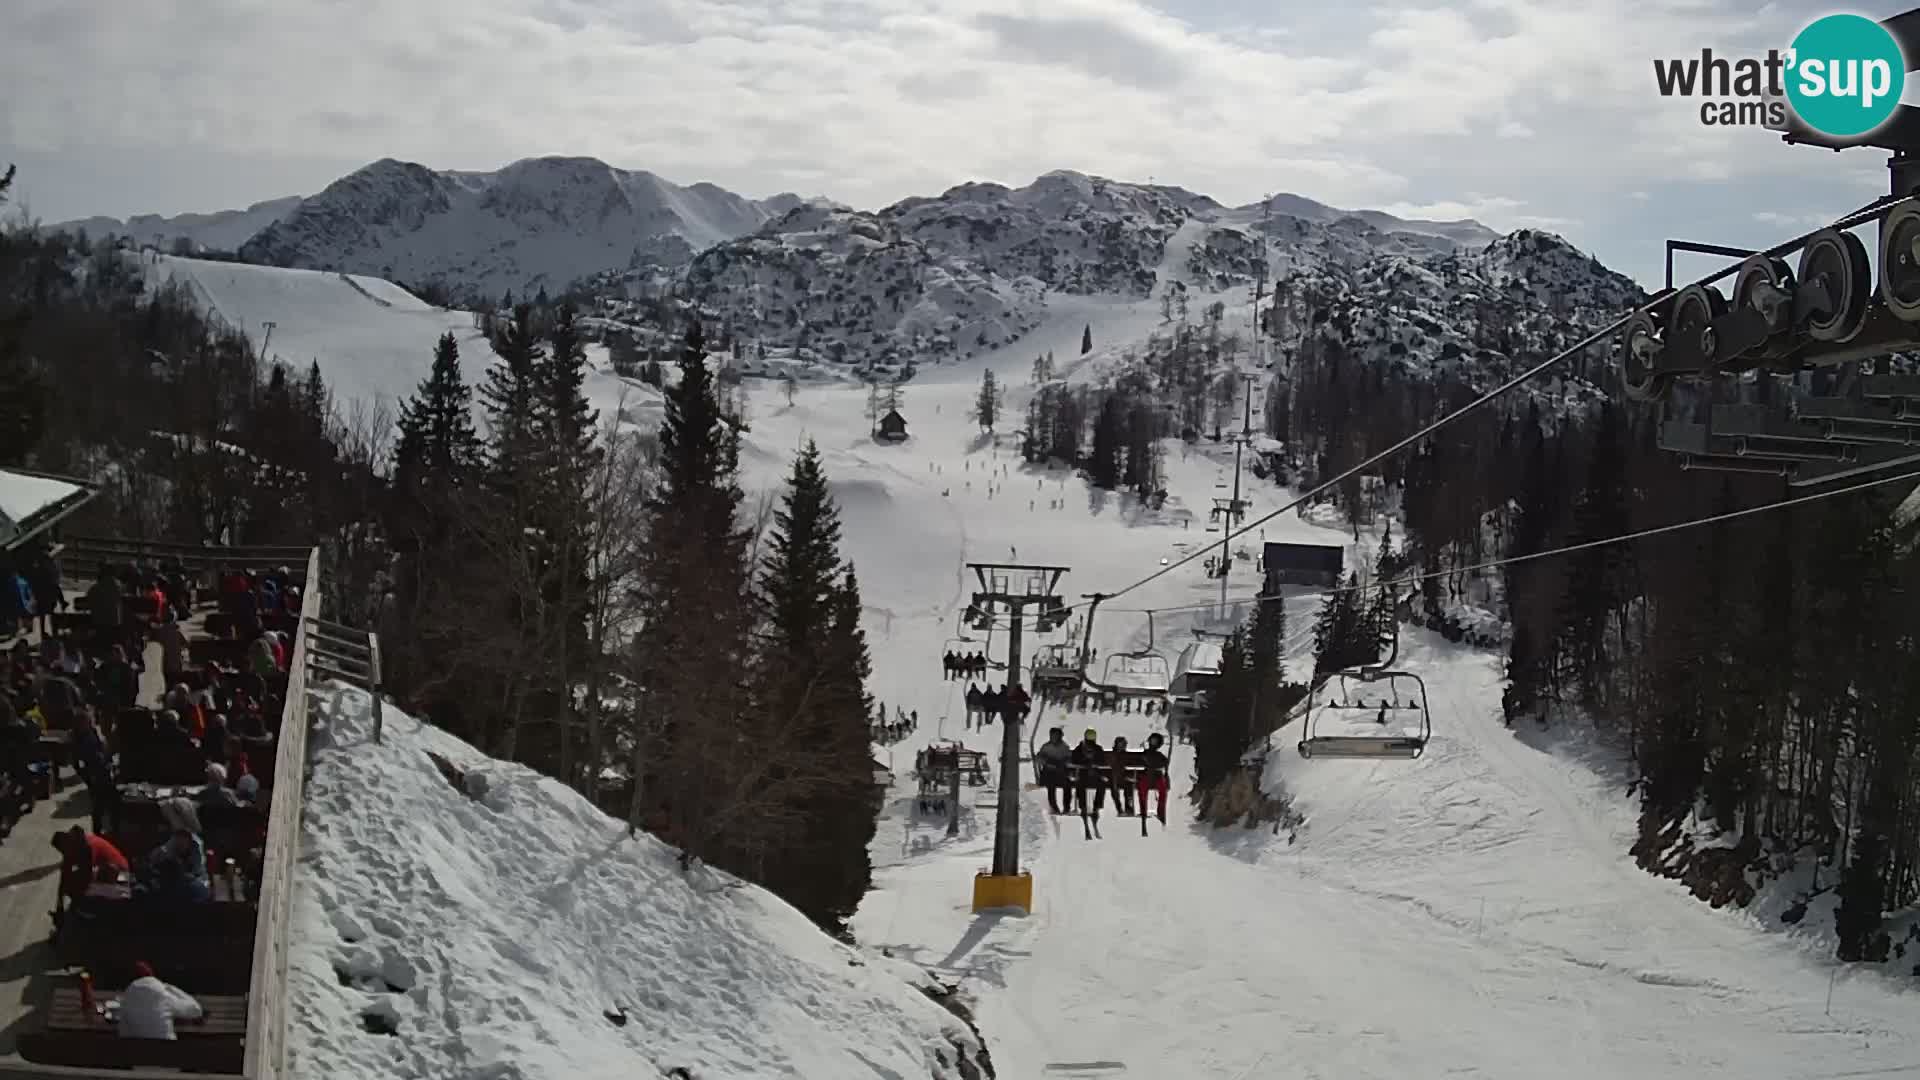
[56,158,1498,298]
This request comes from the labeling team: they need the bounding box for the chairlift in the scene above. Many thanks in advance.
[1030,642,1084,690]
[1073,598,1172,699]
[1296,665,1431,760]
[944,616,1005,672]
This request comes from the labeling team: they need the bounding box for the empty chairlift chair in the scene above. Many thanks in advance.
[1296,668,1432,760]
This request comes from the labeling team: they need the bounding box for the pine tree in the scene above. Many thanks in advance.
[1556,401,1631,705]
[395,333,481,493]
[1189,628,1251,798]
[0,163,47,466]
[1081,324,1093,355]
[300,361,330,441]
[973,369,1001,432]
[632,321,755,866]
[540,306,601,498]
[479,305,546,487]
[756,442,877,936]
[1087,396,1125,489]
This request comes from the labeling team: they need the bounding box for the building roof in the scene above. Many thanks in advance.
[880,409,907,426]
[0,467,98,551]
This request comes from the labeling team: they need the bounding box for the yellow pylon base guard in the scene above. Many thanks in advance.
[972,871,1033,913]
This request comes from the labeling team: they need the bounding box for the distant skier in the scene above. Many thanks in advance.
[1035,727,1072,814]
[1136,733,1170,825]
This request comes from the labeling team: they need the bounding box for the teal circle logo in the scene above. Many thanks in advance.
[1786,14,1907,137]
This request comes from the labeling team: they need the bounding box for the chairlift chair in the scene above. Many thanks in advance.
[1103,653,1172,697]
[1071,598,1173,701]
[1296,668,1432,760]
[1030,642,1084,690]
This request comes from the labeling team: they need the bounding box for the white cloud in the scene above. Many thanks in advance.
[1752,209,1842,229]
[0,0,1889,286]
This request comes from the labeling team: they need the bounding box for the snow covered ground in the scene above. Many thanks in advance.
[210,227,1916,1078]
[764,267,1919,1077]
[289,686,992,1080]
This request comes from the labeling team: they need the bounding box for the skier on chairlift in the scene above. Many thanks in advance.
[1071,729,1108,836]
[1110,735,1134,816]
[1137,733,1170,825]
[964,684,983,727]
[1035,727,1071,814]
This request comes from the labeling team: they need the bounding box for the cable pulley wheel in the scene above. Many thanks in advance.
[1797,228,1871,342]
[1668,284,1728,370]
[1618,309,1670,403]
[1730,255,1796,362]
[1880,202,1920,323]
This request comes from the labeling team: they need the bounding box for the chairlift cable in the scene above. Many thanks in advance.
[1112,464,1920,619]
[1072,192,1918,614]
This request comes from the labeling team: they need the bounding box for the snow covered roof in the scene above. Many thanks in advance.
[0,467,97,551]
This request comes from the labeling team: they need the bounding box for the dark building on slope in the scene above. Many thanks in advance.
[1263,541,1344,590]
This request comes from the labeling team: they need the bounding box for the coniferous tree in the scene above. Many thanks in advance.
[1556,401,1631,705]
[1190,627,1251,799]
[0,164,46,466]
[756,441,876,936]
[631,322,755,868]
[394,333,482,495]
[301,361,330,440]
[1081,323,1093,355]
[973,368,1002,432]
[1087,395,1125,489]
[479,305,546,490]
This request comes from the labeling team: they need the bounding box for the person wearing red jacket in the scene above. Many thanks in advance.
[51,826,129,916]
[1136,732,1171,825]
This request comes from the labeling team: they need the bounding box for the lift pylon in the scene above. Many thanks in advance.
[966,563,1070,915]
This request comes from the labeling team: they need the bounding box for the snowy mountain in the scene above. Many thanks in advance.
[57,196,305,254]
[234,156,811,299]
[292,687,993,1080]
[675,171,1621,379]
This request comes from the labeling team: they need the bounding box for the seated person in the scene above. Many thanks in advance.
[51,826,129,915]
[136,813,210,906]
[196,763,239,808]
[117,961,204,1040]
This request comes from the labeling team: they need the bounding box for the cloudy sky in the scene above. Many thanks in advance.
[0,0,1910,286]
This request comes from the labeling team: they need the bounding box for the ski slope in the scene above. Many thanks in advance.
[140,252,668,434]
[140,253,493,413]
[742,255,1920,1077]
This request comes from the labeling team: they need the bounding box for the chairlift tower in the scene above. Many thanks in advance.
[1218,374,1256,615]
[963,562,1071,914]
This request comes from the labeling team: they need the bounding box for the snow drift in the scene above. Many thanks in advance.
[288,686,992,1080]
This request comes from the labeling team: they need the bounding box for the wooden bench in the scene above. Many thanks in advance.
[20,984,247,1073]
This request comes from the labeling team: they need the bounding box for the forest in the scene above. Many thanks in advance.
[0,169,883,939]
[1268,282,1920,965]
